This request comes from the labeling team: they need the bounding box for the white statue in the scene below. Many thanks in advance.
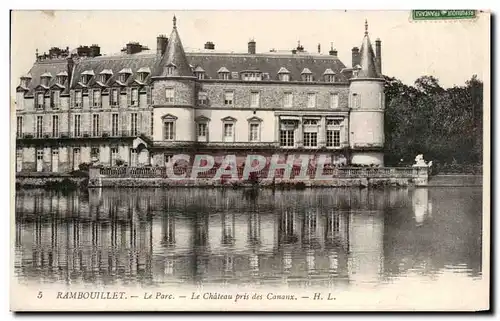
[413,154,432,167]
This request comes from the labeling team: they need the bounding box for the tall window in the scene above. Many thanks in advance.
[379,92,384,109]
[92,114,100,137]
[130,113,138,136]
[36,93,44,109]
[198,91,208,105]
[110,88,119,107]
[50,91,60,109]
[91,147,100,161]
[249,123,260,142]
[150,112,154,136]
[351,93,360,108]
[164,121,174,140]
[330,93,339,109]
[75,90,82,108]
[52,115,59,137]
[326,119,343,148]
[73,114,81,137]
[224,91,234,106]
[279,121,295,147]
[111,113,119,136]
[197,123,207,141]
[110,148,118,165]
[165,88,174,104]
[223,123,234,142]
[92,89,101,107]
[131,88,139,106]
[16,116,22,138]
[36,116,43,138]
[303,119,318,147]
[307,93,316,108]
[283,92,293,108]
[250,92,260,108]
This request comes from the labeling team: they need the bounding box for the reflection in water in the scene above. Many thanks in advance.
[14,187,482,289]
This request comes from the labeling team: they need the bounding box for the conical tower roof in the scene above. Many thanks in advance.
[154,16,193,77]
[356,20,380,79]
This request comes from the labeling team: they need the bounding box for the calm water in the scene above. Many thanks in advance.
[14,187,482,290]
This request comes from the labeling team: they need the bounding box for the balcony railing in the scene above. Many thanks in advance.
[17,130,147,139]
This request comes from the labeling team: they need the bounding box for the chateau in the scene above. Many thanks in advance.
[15,17,385,173]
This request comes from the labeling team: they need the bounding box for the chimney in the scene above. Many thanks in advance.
[204,41,215,50]
[317,43,321,54]
[67,56,74,85]
[248,39,256,54]
[351,47,360,67]
[90,44,101,57]
[375,38,382,75]
[157,35,168,55]
[329,43,337,56]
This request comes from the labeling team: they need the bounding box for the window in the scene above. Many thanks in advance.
[164,121,175,140]
[111,114,119,136]
[110,89,119,107]
[130,113,138,136]
[16,116,22,138]
[131,88,139,106]
[150,112,154,136]
[379,92,384,109]
[326,130,341,148]
[242,72,262,81]
[224,91,234,106]
[280,74,290,82]
[92,114,100,137]
[73,115,81,137]
[75,90,83,108]
[249,123,260,142]
[36,93,44,109]
[119,73,128,83]
[219,72,230,80]
[198,91,208,105]
[164,154,173,165]
[16,148,22,172]
[303,119,318,147]
[303,74,313,82]
[52,115,59,137]
[279,121,296,147]
[196,72,205,80]
[351,93,360,108]
[165,65,175,75]
[91,147,100,161]
[50,91,60,109]
[283,92,293,108]
[330,93,339,109]
[250,92,260,108]
[138,72,147,82]
[307,93,316,108]
[325,75,335,83]
[92,89,101,108]
[36,116,43,138]
[197,123,207,141]
[223,123,234,142]
[165,88,174,104]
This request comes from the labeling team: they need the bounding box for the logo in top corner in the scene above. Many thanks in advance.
[412,10,477,21]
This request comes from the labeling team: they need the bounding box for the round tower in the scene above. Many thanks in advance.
[348,20,385,166]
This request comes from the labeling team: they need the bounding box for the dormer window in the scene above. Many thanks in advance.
[20,74,32,88]
[40,72,52,87]
[80,70,94,85]
[136,67,150,83]
[99,69,113,83]
[323,69,335,82]
[353,65,361,78]
[56,71,68,86]
[278,67,290,82]
[218,67,230,80]
[194,66,205,80]
[118,68,132,83]
[301,68,313,82]
[242,71,262,81]
[36,92,45,109]
[165,63,176,76]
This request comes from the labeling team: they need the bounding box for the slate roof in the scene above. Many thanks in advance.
[18,59,69,95]
[356,22,380,79]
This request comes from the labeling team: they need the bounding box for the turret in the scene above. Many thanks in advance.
[348,20,385,166]
[151,15,196,143]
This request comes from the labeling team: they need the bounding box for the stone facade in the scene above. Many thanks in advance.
[15,17,385,173]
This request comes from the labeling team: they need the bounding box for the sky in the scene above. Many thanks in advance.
[10,10,489,93]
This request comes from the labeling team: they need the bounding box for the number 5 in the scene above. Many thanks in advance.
[37,291,43,299]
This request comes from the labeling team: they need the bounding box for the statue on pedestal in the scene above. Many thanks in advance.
[412,154,432,168]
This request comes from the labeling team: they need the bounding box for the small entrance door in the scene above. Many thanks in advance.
[36,150,43,172]
[73,148,81,171]
[110,148,118,166]
[51,149,59,172]
[130,149,137,167]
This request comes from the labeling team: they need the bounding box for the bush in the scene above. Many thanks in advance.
[78,163,91,172]
[115,159,125,166]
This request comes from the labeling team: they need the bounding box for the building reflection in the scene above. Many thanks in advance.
[14,187,480,287]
